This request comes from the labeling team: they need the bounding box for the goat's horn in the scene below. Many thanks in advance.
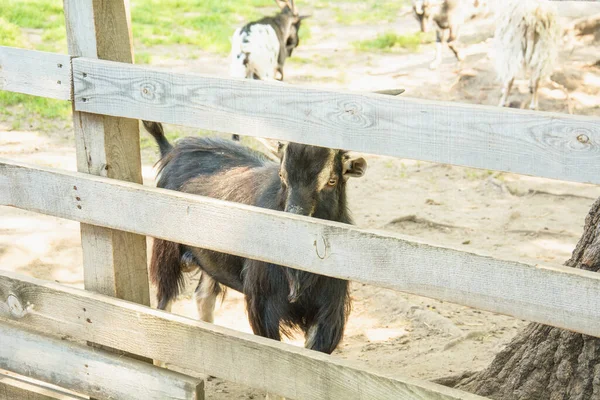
[373,89,405,96]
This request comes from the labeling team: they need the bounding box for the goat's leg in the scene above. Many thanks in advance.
[498,77,515,107]
[305,309,347,354]
[529,76,541,110]
[447,25,464,62]
[194,272,221,323]
[246,295,287,400]
[246,296,283,341]
[429,29,444,70]
[275,65,284,81]
[151,239,184,312]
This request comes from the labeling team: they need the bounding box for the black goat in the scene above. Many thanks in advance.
[143,121,367,355]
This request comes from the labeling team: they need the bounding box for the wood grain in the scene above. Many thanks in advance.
[0,271,485,400]
[2,159,600,338]
[0,380,77,400]
[72,57,600,185]
[63,0,149,305]
[0,322,203,400]
[0,372,85,400]
[0,47,71,101]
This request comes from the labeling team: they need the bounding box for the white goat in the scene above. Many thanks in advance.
[493,0,560,110]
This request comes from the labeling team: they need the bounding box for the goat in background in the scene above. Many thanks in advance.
[412,0,467,70]
[230,0,308,81]
[493,0,560,110]
[229,0,308,146]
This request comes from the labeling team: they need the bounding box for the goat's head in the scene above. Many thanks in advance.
[276,142,365,302]
[277,142,366,220]
[275,0,310,57]
[412,0,433,32]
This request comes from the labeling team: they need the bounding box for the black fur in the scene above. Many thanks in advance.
[145,121,354,354]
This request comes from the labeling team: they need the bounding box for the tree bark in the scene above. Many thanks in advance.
[447,197,600,400]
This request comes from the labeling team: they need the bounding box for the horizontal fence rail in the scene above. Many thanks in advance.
[0,322,203,400]
[0,47,72,101]
[0,271,485,400]
[72,57,600,185]
[1,159,600,338]
[0,46,598,185]
[0,370,86,400]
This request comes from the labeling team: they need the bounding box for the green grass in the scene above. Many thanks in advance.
[0,92,71,131]
[0,0,405,127]
[135,51,153,64]
[353,31,433,52]
[333,1,407,25]
[130,0,279,53]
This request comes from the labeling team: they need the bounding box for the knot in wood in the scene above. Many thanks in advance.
[577,134,589,144]
[7,294,25,319]
[140,83,156,101]
[336,101,373,128]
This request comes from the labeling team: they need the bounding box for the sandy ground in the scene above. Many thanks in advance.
[2,2,600,399]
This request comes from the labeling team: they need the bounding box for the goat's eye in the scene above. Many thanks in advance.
[327,177,338,186]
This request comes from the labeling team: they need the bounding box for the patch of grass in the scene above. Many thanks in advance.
[0,92,71,131]
[333,1,408,25]
[0,92,70,120]
[135,51,153,64]
[130,0,277,53]
[0,17,25,47]
[353,31,433,52]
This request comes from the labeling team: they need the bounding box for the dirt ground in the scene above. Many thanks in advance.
[2,2,600,399]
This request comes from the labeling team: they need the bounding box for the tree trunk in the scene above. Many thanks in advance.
[448,197,600,400]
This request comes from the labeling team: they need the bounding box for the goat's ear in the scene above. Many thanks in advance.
[277,141,286,158]
[275,0,288,10]
[343,157,367,179]
[298,14,311,20]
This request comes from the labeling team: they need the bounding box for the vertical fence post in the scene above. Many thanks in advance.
[63,0,151,352]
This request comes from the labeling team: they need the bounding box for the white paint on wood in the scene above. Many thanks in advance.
[0,322,203,400]
[72,57,600,185]
[1,160,600,339]
[0,271,485,400]
[0,47,72,101]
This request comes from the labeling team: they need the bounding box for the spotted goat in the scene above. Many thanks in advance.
[230,0,308,81]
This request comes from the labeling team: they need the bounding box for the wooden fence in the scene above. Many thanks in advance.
[0,0,599,399]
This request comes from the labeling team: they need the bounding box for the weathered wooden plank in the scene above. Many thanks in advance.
[0,376,84,400]
[1,160,600,338]
[63,0,149,304]
[0,271,485,400]
[0,323,203,400]
[0,47,71,101]
[1,370,87,400]
[72,57,600,185]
